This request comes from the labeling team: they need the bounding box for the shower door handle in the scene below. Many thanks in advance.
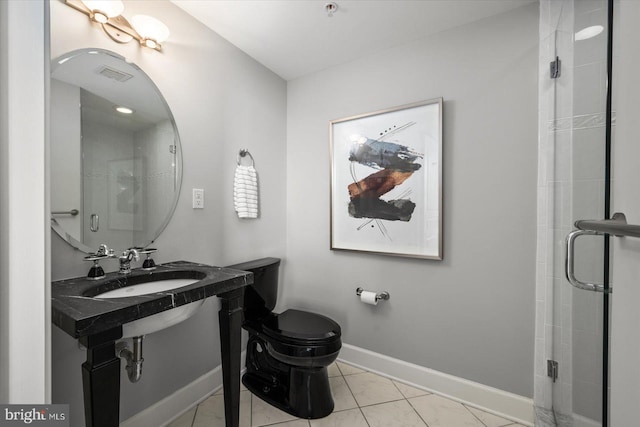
[90,213,99,232]
[565,229,610,293]
[565,212,640,293]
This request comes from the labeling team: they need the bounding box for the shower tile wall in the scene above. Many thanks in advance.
[570,0,608,422]
[82,112,175,250]
[536,0,574,419]
[82,112,137,250]
[535,0,608,425]
[132,119,176,243]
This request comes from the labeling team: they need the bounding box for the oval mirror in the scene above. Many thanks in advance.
[50,48,182,253]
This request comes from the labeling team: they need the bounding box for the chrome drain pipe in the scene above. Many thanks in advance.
[116,336,144,383]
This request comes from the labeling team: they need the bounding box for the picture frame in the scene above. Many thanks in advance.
[329,98,443,260]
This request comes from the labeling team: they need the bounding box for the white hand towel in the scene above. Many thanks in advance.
[234,165,259,218]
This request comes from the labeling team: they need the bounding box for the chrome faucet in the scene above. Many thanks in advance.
[119,248,140,274]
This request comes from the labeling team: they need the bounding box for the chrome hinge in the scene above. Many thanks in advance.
[547,359,559,382]
[550,56,561,79]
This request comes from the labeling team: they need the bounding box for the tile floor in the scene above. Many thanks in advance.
[168,361,528,427]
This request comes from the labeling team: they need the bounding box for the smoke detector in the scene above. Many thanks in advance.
[325,2,338,17]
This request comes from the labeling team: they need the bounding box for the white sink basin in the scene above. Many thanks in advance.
[96,279,200,298]
[96,278,204,338]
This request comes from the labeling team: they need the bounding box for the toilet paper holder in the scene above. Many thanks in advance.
[356,287,390,302]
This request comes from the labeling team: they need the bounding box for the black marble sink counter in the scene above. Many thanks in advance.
[52,261,253,339]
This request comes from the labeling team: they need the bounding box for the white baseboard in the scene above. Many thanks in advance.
[338,343,535,427]
[573,413,600,427]
[122,345,534,427]
[120,367,220,427]
[120,351,246,427]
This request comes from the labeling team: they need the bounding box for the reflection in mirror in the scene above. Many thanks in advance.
[50,49,182,253]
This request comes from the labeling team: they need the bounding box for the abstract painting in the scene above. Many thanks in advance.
[330,98,442,259]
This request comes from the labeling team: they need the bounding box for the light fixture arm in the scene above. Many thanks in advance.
[102,15,138,45]
[64,0,166,51]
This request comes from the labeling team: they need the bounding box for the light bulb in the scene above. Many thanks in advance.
[143,39,158,50]
[131,15,170,48]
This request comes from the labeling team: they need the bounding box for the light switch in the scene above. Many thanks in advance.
[192,188,204,209]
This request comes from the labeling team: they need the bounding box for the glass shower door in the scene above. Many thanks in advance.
[548,0,609,427]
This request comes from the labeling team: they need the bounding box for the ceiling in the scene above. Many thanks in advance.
[171,0,535,81]
[52,50,169,130]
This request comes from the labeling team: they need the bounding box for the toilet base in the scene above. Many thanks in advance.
[243,335,335,419]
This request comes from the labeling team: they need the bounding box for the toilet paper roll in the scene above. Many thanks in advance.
[360,291,378,306]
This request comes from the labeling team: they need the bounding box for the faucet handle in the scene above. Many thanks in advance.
[96,244,115,257]
[135,247,157,255]
[138,248,158,270]
[83,253,107,280]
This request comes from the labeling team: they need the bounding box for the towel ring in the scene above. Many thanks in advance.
[237,149,255,166]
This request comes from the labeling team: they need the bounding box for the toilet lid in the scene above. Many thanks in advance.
[262,309,341,344]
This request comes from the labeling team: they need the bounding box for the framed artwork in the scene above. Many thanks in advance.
[330,98,443,260]
[108,157,144,231]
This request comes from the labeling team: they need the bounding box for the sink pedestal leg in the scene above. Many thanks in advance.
[218,288,244,427]
[80,327,123,427]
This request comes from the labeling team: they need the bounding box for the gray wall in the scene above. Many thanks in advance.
[50,80,82,242]
[284,3,539,398]
[49,0,286,424]
[0,0,49,403]
[51,0,539,423]
[611,1,640,424]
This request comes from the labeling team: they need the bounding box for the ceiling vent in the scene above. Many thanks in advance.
[96,66,133,82]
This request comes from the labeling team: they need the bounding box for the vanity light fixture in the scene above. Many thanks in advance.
[64,0,170,52]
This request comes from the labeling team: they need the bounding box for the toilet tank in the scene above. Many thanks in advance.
[226,258,281,317]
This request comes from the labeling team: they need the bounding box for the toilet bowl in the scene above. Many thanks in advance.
[226,258,342,419]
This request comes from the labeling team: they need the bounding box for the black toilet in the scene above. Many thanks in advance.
[226,258,342,419]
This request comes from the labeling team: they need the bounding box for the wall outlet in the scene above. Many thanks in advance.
[192,188,204,209]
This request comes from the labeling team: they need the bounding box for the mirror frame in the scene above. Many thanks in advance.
[50,48,183,253]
